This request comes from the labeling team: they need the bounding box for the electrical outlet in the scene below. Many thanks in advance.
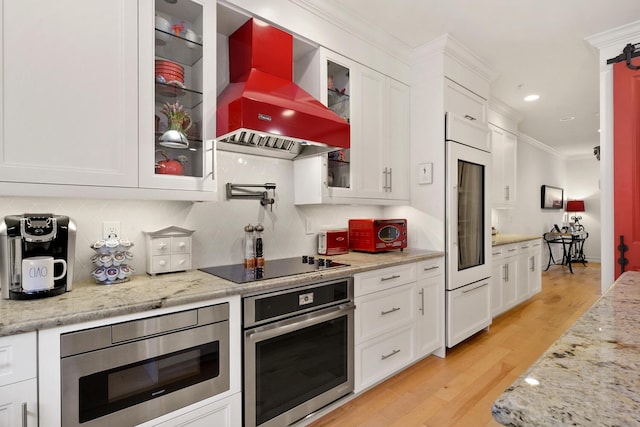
[103,221,121,239]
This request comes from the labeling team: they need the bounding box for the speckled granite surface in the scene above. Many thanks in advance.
[492,271,640,426]
[492,234,541,246]
[0,249,443,336]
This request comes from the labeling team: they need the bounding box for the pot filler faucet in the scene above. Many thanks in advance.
[226,183,276,210]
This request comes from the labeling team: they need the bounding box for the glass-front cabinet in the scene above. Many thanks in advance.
[320,50,353,193]
[325,58,351,190]
[139,0,216,195]
[293,48,356,204]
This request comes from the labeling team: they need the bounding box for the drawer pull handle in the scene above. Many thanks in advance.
[462,282,489,294]
[508,248,518,252]
[492,252,501,256]
[381,307,401,316]
[464,114,477,121]
[423,266,439,271]
[380,274,401,282]
[381,349,401,360]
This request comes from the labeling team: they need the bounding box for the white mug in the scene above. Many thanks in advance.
[22,256,67,292]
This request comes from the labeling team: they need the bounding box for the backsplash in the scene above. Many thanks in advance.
[0,151,383,281]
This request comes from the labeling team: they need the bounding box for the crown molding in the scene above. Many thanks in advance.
[288,0,413,66]
[518,132,566,159]
[413,33,496,84]
[586,20,640,51]
[489,97,524,124]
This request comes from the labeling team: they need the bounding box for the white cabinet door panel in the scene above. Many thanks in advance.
[1,0,138,187]
[446,280,491,347]
[0,379,37,427]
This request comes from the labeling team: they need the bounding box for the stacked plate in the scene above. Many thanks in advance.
[155,60,184,84]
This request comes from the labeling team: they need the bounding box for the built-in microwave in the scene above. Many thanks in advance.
[60,303,229,426]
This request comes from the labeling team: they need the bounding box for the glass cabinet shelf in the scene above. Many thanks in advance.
[155,82,203,109]
[155,28,203,66]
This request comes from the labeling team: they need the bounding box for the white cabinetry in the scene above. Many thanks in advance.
[444,79,490,152]
[490,124,517,206]
[491,239,542,318]
[353,258,445,392]
[0,0,138,188]
[357,69,411,201]
[294,48,410,205]
[0,332,37,427]
[491,244,519,317]
[140,393,241,427]
[415,258,445,358]
[446,278,491,347]
[517,240,542,298]
[0,0,216,201]
[354,263,416,393]
[139,0,217,195]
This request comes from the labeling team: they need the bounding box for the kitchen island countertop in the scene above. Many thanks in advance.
[492,271,640,426]
[0,249,443,337]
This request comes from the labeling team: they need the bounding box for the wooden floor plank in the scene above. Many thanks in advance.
[309,262,602,427]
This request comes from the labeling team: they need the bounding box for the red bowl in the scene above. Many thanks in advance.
[155,60,184,72]
[155,67,183,76]
[155,65,184,74]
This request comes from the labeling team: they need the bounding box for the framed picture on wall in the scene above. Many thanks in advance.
[541,185,564,209]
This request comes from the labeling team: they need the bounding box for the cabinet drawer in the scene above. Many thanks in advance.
[152,255,172,273]
[150,237,171,255]
[354,263,416,297]
[171,237,191,253]
[170,254,191,271]
[0,332,36,387]
[417,258,443,279]
[445,79,486,123]
[355,284,414,344]
[355,325,414,393]
[446,280,491,347]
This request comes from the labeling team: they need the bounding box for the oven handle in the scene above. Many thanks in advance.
[246,302,355,343]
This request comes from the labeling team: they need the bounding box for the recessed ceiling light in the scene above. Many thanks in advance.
[560,116,575,122]
[524,94,540,102]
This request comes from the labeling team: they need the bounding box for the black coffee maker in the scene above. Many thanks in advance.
[0,214,76,300]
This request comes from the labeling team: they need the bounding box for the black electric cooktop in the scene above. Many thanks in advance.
[199,256,349,284]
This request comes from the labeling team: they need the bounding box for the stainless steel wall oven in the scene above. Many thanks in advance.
[243,277,355,427]
[60,303,229,426]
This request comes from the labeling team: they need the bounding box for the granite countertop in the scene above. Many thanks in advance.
[492,271,640,426]
[492,233,541,246]
[0,249,443,337]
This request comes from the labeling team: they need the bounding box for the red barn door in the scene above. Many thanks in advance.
[613,56,640,278]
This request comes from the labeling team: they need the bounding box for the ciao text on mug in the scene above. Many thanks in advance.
[22,256,67,292]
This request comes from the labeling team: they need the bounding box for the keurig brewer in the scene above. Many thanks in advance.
[0,214,76,300]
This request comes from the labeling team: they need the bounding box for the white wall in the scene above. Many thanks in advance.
[0,152,383,282]
[493,134,566,237]
[565,156,601,262]
[493,133,601,266]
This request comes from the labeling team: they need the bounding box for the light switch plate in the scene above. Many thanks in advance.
[418,163,433,184]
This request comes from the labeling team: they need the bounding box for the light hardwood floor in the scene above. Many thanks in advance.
[310,262,602,427]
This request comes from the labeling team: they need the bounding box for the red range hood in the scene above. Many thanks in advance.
[216,18,350,159]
